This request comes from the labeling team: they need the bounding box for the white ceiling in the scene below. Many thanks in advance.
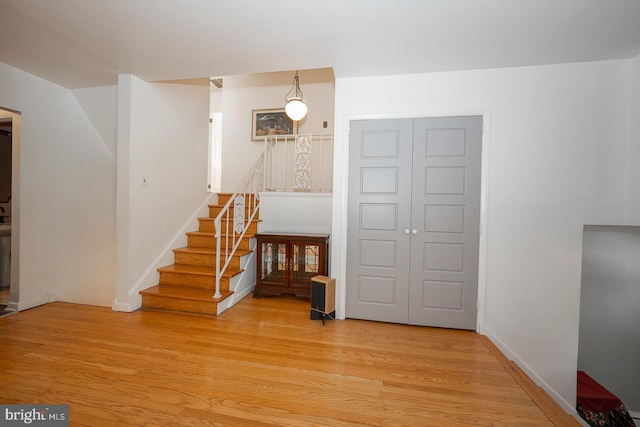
[1,0,640,89]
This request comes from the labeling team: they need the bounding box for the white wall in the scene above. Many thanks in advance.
[625,54,640,224]
[258,192,332,235]
[72,85,118,158]
[114,76,210,310]
[210,86,223,113]
[221,69,335,191]
[0,61,117,308]
[332,60,630,413]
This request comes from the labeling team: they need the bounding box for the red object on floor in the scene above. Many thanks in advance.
[577,370,625,413]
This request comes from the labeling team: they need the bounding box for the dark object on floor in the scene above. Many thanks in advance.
[577,370,635,427]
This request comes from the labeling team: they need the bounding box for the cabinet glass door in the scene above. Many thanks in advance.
[291,242,320,288]
[261,242,287,284]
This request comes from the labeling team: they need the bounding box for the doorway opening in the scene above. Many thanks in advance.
[0,118,10,312]
[0,107,20,316]
[208,78,223,193]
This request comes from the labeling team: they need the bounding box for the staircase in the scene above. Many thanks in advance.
[139,193,259,316]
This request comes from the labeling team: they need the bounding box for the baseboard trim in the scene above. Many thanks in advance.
[479,325,582,425]
[112,296,142,312]
[8,294,49,312]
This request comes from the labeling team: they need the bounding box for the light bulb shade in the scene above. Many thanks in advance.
[285,97,308,121]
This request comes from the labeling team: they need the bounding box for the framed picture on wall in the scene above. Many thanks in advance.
[251,108,297,141]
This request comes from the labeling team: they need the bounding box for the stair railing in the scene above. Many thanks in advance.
[263,133,334,193]
[213,153,264,299]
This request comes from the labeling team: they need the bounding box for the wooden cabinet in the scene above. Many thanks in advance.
[255,233,329,298]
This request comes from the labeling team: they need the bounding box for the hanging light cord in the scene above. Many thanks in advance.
[285,71,304,102]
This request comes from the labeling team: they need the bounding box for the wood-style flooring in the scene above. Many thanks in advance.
[0,296,580,426]
[0,285,9,304]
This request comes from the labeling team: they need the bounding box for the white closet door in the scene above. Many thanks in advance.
[408,116,482,329]
[346,116,482,330]
[346,119,413,323]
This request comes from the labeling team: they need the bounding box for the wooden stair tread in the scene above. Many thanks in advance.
[198,216,261,222]
[186,231,258,244]
[173,246,252,257]
[140,191,259,316]
[199,214,259,218]
[158,264,243,278]
[186,231,257,238]
[216,192,257,198]
[140,285,233,303]
[208,203,258,209]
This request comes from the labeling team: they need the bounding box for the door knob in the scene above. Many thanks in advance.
[404,229,410,235]
[411,229,418,235]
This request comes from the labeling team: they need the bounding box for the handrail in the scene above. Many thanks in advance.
[212,153,264,299]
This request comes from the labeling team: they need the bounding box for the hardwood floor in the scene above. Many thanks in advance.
[0,285,9,304]
[0,296,579,426]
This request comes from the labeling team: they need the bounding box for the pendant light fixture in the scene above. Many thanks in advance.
[284,71,308,121]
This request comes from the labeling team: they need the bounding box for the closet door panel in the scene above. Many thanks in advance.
[409,116,482,330]
[346,119,413,324]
